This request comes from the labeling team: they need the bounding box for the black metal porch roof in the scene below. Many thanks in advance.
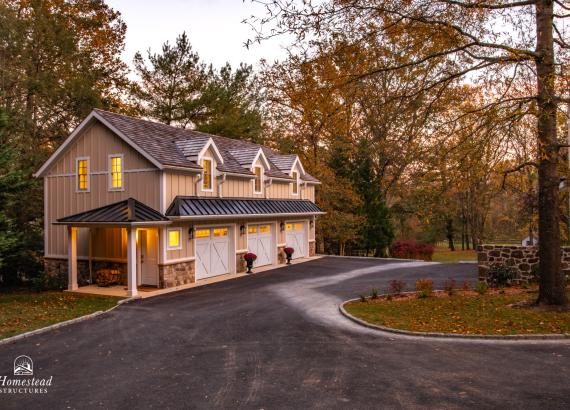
[166,197,324,218]
[56,198,170,225]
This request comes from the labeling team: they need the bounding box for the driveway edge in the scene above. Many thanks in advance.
[339,298,570,341]
[0,297,136,346]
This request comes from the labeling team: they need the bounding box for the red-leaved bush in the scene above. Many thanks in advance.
[389,240,434,261]
[244,252,257,262]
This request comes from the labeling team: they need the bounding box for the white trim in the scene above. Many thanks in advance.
[45,255,129,263]
[196,138,224,164]
[54,221,172,227]
[34,111,163,177]
[277,243,286,247]
[162,165,202,173]
[246,221,278,267]
[44,177,48,256]
[160,172,166,214]
[75,156,90,193]
[108,154,125,192]
[166,228,183,250]
[201,156,214,192]
[235,248,249,253]
[170,212,325,220]
[45,168,159,178]
[289,156,306,176]
[160,256,196,265]
[252,148,271,170]
[252,165,264,194]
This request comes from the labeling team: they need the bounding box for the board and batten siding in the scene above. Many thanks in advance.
[45,121,160,258]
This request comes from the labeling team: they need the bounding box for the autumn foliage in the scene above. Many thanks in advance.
[389,241,434,261]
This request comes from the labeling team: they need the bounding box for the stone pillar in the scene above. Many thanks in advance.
[67,226,78,290]
[127,226,138,297]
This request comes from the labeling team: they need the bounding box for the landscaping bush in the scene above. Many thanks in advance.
[443,278,456,296]
[461,281,471,291]
[475,281,488,295]
[359,294,367,303]
[389,279,406,295]
[30,271,66,292]
[371,288,379,299]
[415,278,433,298]
[389,240,434,261]
[487,265,515,288]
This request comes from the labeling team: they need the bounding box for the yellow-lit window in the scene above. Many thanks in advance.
[77,159,89,191]
[248,226,257,234]
[168,229,181,250]
[294,223,303,231]
[195,229,210,238]
[254,166,262,193]
[286,223,293,231]
[259,225,271,233]
[213,228,228,237]
[110,156,123,190]
[202,159,212,190]
[292,171,299,195]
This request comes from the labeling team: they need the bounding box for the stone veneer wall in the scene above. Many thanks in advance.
[159,260,195,288]
[44,258,127,286]
[477,245,570,283]
[277,246,286,264]
[309,241,316,257]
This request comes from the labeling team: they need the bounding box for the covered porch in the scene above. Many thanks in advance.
[56,198,171,298]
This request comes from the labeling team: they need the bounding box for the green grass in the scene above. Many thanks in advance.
[345,290,570,335]
[0,290,122,339]
[432,247,477,263]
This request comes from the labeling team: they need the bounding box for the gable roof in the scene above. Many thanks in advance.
[35,109,320,184]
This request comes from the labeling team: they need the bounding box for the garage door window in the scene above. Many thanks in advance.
[248,226,257,234]
[213,228,228,237]
[259,225,271,233]
[195,229,210,238]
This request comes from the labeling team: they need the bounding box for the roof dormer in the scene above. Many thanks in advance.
[176,136,224,165]
[229,147,271,171]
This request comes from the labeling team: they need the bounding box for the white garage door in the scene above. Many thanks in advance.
[247,224,273,267]
[195,227,230,280]
[285,222,306,259]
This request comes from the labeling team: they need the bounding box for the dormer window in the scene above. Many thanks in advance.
[76,157,89,192]
[253,166,263,194]
[292,171,299,195]
[202,158,213,191]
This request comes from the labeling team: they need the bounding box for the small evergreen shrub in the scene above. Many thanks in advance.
[487,265,515,288]
[389,279,406,295]
[475,281,488,295]
[416,278,433,298]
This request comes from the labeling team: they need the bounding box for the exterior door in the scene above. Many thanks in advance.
[195,227,230,279]
[285,222,306,259]
[247,224,272,267]
[139,229,159,286]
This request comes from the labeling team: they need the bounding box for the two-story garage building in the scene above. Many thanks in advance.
[35,109,323,297]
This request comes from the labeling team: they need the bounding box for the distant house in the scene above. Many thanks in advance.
[35,109,323,296]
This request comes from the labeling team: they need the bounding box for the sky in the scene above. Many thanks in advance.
[105,0,289,73]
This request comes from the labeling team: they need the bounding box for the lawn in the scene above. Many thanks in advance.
[432,247,477,263]
[0,290,122,340]
[345,289,570,335]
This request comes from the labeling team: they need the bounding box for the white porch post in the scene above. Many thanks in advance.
[67,226,78,290]
[127,226,138,297]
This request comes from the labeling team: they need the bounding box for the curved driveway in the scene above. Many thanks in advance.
[1,257,569,409]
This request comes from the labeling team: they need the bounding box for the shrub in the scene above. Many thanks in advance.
[30,271,66,291]
[443,278,456,296]
[359,294,367,303]
[461,281,471,292]
[389,279,406,295]
[371,288,378,299]
[487,265,515,288]
[389,240,434,261]
[416,278,433,298]
[475,281,488,295]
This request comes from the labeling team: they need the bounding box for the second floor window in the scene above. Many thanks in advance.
[254,166,262,193]
[202,158,212,191]
[110,155,123,190]
[292,171,299,195]
[77,158,89,191]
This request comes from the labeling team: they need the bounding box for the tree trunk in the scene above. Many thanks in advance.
[535,0,568,305]
[446,218,455,251]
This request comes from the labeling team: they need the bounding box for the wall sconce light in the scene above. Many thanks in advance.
[188,226,194,240]
[240,224,246,235]
[280,222,285,232]
[310,220,314,228]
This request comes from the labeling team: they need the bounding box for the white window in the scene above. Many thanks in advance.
[109,154,124,191]
[253,166,263,194]
[76,157,89,192]
[202,158,213,191]
[291,171,299,195]
[167,228,182,250]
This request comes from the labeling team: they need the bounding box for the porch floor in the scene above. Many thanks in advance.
[68,256,322,299]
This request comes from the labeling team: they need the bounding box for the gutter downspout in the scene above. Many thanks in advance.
[218,173,227,198]
[265,177,273,199]
[195,172,203,195]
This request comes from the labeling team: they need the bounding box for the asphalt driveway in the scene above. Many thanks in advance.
[0,257,569,409]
